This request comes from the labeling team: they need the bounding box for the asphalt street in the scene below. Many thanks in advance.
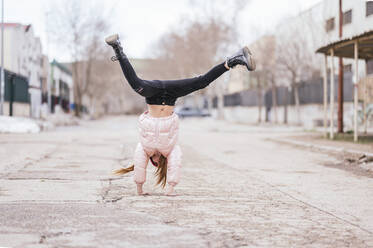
[0,116,372,247]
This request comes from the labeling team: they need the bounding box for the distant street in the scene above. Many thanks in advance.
[1,116,373,247]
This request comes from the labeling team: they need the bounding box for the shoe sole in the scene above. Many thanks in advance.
[243,46,256,71]
[105,34,119,45]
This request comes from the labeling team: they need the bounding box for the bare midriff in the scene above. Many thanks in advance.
[147,104,175,118]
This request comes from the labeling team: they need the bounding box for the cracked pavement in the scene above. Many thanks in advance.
[0,116,373,247]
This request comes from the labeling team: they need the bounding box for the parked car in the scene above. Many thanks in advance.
[175,106,211,118]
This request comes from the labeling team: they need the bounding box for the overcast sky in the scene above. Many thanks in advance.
[6,0,321,62]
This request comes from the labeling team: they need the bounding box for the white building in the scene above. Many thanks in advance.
[228,0,373,92]
[322,0,373,46]
[49,60,74,114]
[274,0,373,81]
[0,23,43,118]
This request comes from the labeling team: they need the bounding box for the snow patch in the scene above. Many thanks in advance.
[0,116,41,133]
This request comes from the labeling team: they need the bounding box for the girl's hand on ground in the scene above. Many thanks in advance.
[166,185,177,196]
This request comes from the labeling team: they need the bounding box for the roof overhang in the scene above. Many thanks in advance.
[316,30,373,60]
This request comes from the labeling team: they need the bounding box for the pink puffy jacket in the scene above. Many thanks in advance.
[133,111,182,186]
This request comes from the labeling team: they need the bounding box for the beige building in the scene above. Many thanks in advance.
[227,66,248,94]
[227,35,276,94]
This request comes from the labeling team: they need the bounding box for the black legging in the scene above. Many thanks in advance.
[118,56,228,105]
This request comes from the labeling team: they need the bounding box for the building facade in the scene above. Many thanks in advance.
[274,0,373,81]
[50,60,74,113]
[221,0,373,127]
[0,23,43,118]
[228,0,373,92]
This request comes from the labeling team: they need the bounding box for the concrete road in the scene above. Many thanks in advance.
[0,116,372,248]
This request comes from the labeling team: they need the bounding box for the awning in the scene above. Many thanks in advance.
[316,30,373,60]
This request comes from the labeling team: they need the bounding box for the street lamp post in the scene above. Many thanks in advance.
[0,0,4,115]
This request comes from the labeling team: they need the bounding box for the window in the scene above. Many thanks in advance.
[367,59,373,75]
[325,17,335,32]
[343,64,352,73]
[343,9,352,25]
[367,1,373,17]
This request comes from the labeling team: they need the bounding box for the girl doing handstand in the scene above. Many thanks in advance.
[106,34,255,196]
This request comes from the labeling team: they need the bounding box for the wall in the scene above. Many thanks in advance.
[211,102,356,130]
[1,24,43,118]
[3,102,30,117]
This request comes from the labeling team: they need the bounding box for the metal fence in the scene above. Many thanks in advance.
[4,69,29,103]
[213,73,354,108]
[3,69,29,116]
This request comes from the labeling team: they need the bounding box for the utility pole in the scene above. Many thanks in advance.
[45,11,52,114]
[0,0,4,115]
[337,0,344,133]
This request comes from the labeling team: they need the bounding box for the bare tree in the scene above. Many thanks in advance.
[249,36,276,123]
[46,0,111,117]
[250,71,264,123]
[150,0,249,118]
[73,53,149,118]
[270,74,278,123]
[275,27,319,125]
[274,12,323,125]
[154,19,234,78]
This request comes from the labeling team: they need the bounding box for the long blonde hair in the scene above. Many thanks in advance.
[113,165,134,175]
[154,155,167,188]
[113,154,168,188]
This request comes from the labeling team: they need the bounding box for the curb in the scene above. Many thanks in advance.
[271,138,373,158]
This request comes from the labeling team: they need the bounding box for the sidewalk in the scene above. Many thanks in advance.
[271,133,373,174]
[273,133,373,156]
